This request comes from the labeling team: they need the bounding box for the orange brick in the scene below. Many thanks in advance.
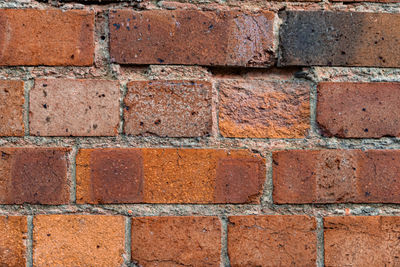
[0,9,94,66]
[33,215,125,266]
[0,80,24,136]
[0,216,27,266]
[131,216,221,266]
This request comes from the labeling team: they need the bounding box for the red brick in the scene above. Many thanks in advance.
[0,80,24,136]
[228,215,317,266]
[131,216,221,266]
[324,216,400,266]
[273,149,400,204]
[33,215,125,266]
[30,79,120,136]
[124,80,212,137]
[317,82,400,138]
[219,79,310,138]
[76,148,265,204]
[0,147,70,204]
[110,10,275,67]
[0,216,27,266]
[0,9,94,66]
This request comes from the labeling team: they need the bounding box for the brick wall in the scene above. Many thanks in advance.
[0,0,399,266]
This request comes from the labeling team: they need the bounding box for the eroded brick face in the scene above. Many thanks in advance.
[33,215,125,266]
[324,216,400,266]
[110,10,275,67]
[228,215,317,266]
[273,150,400,204]
[30,79,120,136]
[279,11,400,67]
[0,216,27,267]
[124,80,212,137]
[0,80,24,136]
[131,216,221,266]
[0,9,94,66]
[0,148,70,204]
[219,79,310,138]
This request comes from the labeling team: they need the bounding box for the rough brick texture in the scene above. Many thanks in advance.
[0,216,27,266]
[76,148,265,204]
[30,79,120,136]
[324,216,400,266]
[0,147,70,204]
[124,80,212,137]
[131,216,221,266]
[110,10,275,67]
[33,215,125,266]
[0,80,24,136]
[273,149,400,204]
[279,11,400,67]
[228,215,317,266]
[317,82,400,138]
[0,9,94,66]
[219,79,310,138]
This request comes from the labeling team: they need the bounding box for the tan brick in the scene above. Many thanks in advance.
[0,9,94,66]
[33,215,125,266]
[0,216,27,266]
[131,216,221,266]
[228,215,317,266]
[124,80,212,137]
[0,80,24,136]
[219,80,310,138]
[30,79,120,136]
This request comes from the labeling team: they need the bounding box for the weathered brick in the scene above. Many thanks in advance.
[317,82,400,138]
[273,149,400,204]
[124,80,212,137]
[76,148,265,204]
[228,215,317,266]
[0,9,94,66]
[219,79,310,138]
[131,216,221,266]
[110,10,275,67]
[279,11,400,67]
[33,215,125,266]
[30,79,120,136]
[324,216,400,266]
[0,147,70,204]
[0,216,27,266]
[0,80,24,136]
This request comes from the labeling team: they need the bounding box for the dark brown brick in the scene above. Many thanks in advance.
[0,80,24,136]
[0,9,94,66]
[228,215,317,266]
[273,149,400,204]
[0,216,27,266]
[279,11,400,67]
[317,82,400,138]
[131,216,221,266]
[0,148,70,204]
[110,10,275,67]
[124,80,212,137]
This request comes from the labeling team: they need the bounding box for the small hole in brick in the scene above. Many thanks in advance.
[46,117,51,122]
[70,54,74,59]
[364,128,369,132]
[362,108,366,111]
[154,119,161,125]
[93,124,98,129]
[97,245,100,248]
[140,122,144,126]
[43,84,47,87]
[47,233,51,237]
[100,35,106,40]
[43,104,48,109]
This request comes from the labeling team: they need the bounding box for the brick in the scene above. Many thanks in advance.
[317,82,400,138]
[0,9,94,66]
[33,215,125,266]
[273,149,400,204]
[279,11,400,67]
[228,215,316,266]
[124,80,212,137]
[0,80,24,136]
[324,216,400,266]
[0,147,70,204]
[332,0,399,2]
[30,79,120,136]
[219,79,310,138]
[110,10,275,67]
[76,148,265,204]
[131,216,221,266]
[0,216,27,266]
